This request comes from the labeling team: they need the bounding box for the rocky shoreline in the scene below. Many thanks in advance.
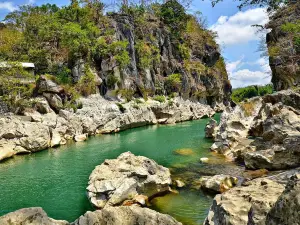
[0,93,215,162]
[203,89,300,224]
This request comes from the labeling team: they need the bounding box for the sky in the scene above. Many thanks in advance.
[0,0,272,88]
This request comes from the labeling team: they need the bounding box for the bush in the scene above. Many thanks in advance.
[134,98,143,104]
[75,66,97,97]
[153,95,165,103]
[165,73,182,93]
[135,40,160,69]
[106,74,119,89]
[119,89,134,102]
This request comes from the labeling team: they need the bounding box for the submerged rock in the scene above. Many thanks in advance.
[204,178,284,225]
[199,174,238,193]
[87,152,172,208]
[173,148,194,156]
[72,206,182,225]
[0,207,68,225]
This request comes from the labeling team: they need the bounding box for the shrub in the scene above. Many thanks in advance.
[119,89,134,102]
[135,40,160,69]
[106,74,119,89]
[184,60,206,75]
[153,95,165,103]
[178,43,191,59]
[134,98,143,104]
[76,65,97,97]
[165,73,182,93]
[231,84,273,103]
[268,46,280,57]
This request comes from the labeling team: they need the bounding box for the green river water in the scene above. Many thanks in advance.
[0,115,227,225]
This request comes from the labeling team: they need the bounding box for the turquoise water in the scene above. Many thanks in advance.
[0,115,223,224]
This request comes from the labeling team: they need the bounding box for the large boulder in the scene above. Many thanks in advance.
[72,206,182,225]
[204,178,284,225]
[87,152,172,208]
[36,75,64,94]
[266,174,300,225]
[0,207,68,225]
[199,174,238,193]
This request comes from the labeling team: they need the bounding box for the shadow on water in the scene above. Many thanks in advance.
[0,113,241,224]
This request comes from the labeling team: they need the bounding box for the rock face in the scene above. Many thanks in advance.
[0,206,182,225]
[96,13,231,108]
[266,174,300,225]
[0,207,68,225]
[205,118,217,138]
[87,152,172,208]
[0,95,213,162]
[204,178,285,225]
[266,2,300,91]
[72,206,182,225]
[199,174,238,193]
[211,90,300,170]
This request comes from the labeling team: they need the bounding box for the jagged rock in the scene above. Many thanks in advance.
[205,118,217,138]
[36,75,64,94]
[72,206,182,225]
[43,93,63,112]
[199,174,238,193]
[0,207,68,225]
[175,180,185,188]
[266,174,300,225]
[204,178,285,225]
[211,90,300,170]
[51,129,61,147]
[0,140,16,161]
[87,152,172,208]
[35,97,54,114]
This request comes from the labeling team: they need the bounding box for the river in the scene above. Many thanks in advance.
[0,114,229,225]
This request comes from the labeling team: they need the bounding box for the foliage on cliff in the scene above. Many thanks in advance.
[266,1,300,91]
[0,0,230,109]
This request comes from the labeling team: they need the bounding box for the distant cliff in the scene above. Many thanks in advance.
[266,2,300,91]
[0,0,231,113]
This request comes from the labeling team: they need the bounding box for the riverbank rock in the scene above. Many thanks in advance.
[204,178,284,225]
[0,207,68,225]
[266,174,300,225]
[0,95,215,162]
[72,206,182,225]
[205,118,217,138]
[210,90,300,170]
[199,174,238,193]
[87,152,172,208]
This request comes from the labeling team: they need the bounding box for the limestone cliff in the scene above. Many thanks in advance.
[266,2,300,91]
[75,11,231,108]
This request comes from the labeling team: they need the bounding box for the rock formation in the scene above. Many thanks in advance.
[72,206,182,225]
[211,90,300,170]
[0,207,68,225]
[266,174,300,225]
[199,174,238,193]
[0,94,214,162]
[87,152,172,208]
[266,2,300,91]
[205,118,217,138]
[204,178,285,225]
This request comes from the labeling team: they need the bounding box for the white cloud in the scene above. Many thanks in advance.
[210,8,269,46]
[227,56,271,88]
[230,69,271,88]
[0,2,17,12]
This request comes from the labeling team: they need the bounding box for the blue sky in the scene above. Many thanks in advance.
[0,0,272,88]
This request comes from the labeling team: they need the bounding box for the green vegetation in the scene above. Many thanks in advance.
[153,95,166,103]
[165,73,182,93]
[231,84,273,103]
[135,40,160,69]
[116,103,126,113]
[281,20,300,53]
